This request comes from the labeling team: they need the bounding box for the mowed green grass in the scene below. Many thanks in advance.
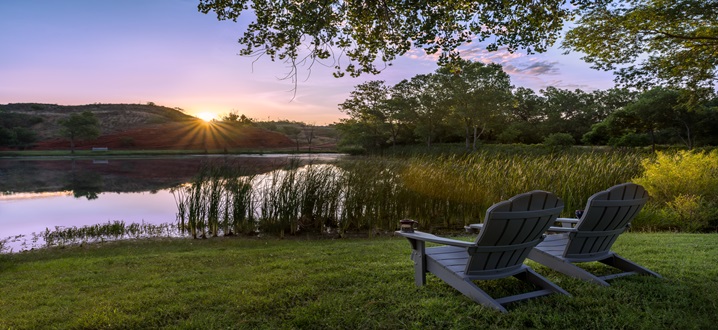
[1,233,716,329]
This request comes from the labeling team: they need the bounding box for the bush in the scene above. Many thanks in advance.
[633,150,718,231]
[338,145,366,155]
[634,150,718,204]
[609,133,651,147]
[543,133,575,147]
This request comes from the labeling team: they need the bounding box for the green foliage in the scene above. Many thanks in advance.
[59,111,101,153]
[338,80,393,150]
[635,150,718,204]
[0,126,15,146]
[0,111,43,128]
[633,150,718,231]
[42,221,175,248]
[337,74,651,152]
[11,127,38,149]
[436,59,513,151]
[582,88,718,149]
[0,110,42,149]
[543,133,575,147]
[610,133,651,148]
[220,111,254,125]
[176,149,644,236]
[564,0,718,101]
[338,145,366,155]
[199,0,574,79]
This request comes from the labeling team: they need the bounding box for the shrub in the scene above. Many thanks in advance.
[633,150,718,231]
[634,150,718,204]
[338,145,366,155]
[609,133,651,147]
[543,133,575,147]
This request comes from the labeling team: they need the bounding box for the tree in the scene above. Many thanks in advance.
[198,0,575,80]
[221,111,240,122]
[281,126,302,151]
[301,123,315,152]
[59,111,100,154]
[437,60,512,150]
[502,87,547,144]
[338,80,391,150]
[11,127,37,150]
[564,0,718,102]
[583,87,714,149]
[201,0,717,104]
[222,111,254,125]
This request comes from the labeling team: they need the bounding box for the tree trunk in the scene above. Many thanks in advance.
[70,136,76,154]
[472,124,486,151]
[464,124,471,151]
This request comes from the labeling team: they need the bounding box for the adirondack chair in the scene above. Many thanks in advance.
[396,190,570,313]
[527,183,662,286]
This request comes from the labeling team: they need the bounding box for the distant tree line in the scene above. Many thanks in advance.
[336,60,718,152]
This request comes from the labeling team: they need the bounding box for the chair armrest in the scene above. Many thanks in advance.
[464,223,483,233]
[545,226,577,233]
[556,217,579,228]
[396,231,475,248]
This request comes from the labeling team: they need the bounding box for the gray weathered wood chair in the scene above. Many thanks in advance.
[396,190,570,313]
[527,183,662,286]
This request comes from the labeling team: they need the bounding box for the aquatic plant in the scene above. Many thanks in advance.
[174,150,646,237]
[41,220,176,248]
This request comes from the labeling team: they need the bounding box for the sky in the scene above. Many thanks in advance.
[0,0,617,125]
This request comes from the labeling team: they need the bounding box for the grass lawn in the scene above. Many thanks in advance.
[0,233,716,329]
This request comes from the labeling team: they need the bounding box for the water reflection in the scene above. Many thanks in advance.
[0,154,341,252]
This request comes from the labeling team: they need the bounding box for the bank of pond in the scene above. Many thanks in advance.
[2,147,716,252]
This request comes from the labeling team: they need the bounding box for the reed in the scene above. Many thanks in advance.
[174,149,647,237]
[174,160,259,238]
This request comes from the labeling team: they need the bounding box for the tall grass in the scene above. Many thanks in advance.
[173,161,256,238]
[174,150,645,237]
[403,151,645,217]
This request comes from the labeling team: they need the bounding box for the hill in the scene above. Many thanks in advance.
[0,103,296,151]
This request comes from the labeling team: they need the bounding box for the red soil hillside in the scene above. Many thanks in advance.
[0,103,296,150]
[33,121,295,150]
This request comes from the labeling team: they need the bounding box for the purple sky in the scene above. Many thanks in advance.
[0,0,617,124]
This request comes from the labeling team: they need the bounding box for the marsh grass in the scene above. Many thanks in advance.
[40,220,176,248]
[403,150,645,218]
[174,161,257,238]
[0,233,716,329]
[174,150,647,237]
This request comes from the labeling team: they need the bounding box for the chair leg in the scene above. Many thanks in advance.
[528,249,610,286]
[410,240,426,286]
[520,267,572,297]
[426,259,508,313]
[599,253,662,279]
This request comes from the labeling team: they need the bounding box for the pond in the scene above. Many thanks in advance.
[0,154,342,252]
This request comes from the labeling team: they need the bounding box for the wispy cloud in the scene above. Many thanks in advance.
[503,61,560,76]
[404,45,561,77]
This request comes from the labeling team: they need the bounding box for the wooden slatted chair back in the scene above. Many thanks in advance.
[466,191,564,277]
[564,183,649,260]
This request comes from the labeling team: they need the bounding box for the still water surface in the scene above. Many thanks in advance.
[0,154,340,252]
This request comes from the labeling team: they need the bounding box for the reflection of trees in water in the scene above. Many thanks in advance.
[0,156,336,196]
[63,163,103,200]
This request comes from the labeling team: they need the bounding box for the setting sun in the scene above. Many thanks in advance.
[195,112,216,122]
